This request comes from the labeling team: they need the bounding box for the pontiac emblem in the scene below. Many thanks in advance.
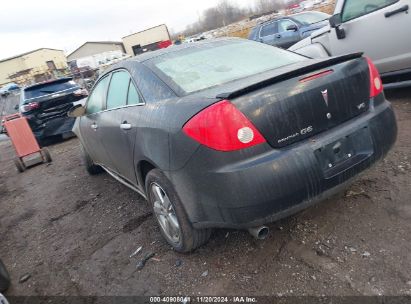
[321,89,329,107]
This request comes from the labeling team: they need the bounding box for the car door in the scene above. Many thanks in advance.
[328,0,411,74]
[100,70,143,185]
[79,75,112,166]
[275,19,301,49]
[258,22,278,46]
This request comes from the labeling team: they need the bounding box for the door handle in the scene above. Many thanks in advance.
[120,122,131,130]
[275,34,281,38]
[385,5,408,18]
[91,123,98,130]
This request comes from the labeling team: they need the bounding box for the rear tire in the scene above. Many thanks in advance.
[0,259,10,292]
[145,169,212,252]
[40,148,52,163]
[81,145,103,175]
[14,158,25,173]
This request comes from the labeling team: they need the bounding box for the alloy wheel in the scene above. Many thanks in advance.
[150,182,181,243]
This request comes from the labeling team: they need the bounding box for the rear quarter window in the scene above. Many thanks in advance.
[248,27,260,40]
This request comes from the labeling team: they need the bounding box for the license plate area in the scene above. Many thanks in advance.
[315,127,374,179]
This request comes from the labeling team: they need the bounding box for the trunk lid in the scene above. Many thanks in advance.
[227,56,371,148]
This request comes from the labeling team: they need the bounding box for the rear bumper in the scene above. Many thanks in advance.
[168,99,397,229]
[28,115,76,140]
[381,67,411,90]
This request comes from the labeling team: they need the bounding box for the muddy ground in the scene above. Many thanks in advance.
[0,89,410,297]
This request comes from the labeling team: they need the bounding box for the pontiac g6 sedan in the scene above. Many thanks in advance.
[70,38,397,252]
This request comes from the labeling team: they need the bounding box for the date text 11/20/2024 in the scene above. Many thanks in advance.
[149,296,258,303]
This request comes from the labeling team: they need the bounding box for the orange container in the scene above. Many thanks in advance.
[3,113,40,157]
[2,113,52,172]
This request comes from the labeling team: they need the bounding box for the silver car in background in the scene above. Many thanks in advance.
[290,0,411,89]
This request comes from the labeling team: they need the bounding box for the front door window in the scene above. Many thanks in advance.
[342,0,399,22]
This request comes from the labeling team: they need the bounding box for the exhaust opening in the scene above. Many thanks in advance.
[248,226,269,240]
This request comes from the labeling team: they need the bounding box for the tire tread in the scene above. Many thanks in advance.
[0,259,10,292]
[145,169,212,252]
[81,145,103,175]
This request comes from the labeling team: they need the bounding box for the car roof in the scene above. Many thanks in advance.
[257,11,324,26]
[129,37,241,63]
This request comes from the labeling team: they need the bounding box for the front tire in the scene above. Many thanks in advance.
[0,259,10,292]
[81,145,103,175]
[145,169,212,252]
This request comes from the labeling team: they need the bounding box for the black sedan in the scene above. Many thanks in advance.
[70,38,397,252]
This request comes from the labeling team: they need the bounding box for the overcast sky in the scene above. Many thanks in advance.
[0,0,258,60]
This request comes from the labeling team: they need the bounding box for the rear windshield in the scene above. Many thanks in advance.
[292,11,330,25]
[23,79,78,101]
[150,40,304,94]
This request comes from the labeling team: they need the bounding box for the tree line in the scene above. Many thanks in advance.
[176,0,290,38]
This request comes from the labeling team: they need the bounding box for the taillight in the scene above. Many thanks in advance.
[183,100,266,152]
[366,57,383,98]
[20,102,40,113]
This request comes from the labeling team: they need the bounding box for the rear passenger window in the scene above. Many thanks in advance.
[86,76,110,114]
[127,81,142,105]
[106,71,130,109]
[342,0,398,22]
[260,22,277,37]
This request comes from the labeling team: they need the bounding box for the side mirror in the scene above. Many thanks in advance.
[329,14,342,28]
[14,104,19,110]
[68,104,86,118]
[329,13,346,39]
[286,24,298,32]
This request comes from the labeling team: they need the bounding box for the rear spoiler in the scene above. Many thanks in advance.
[216,52,363,100]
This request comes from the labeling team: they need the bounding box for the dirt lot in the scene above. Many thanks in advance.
[1,89,411,297]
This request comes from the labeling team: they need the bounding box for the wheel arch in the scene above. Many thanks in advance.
[137,159,157,188]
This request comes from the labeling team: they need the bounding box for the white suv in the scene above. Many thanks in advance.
[290,0,411,89]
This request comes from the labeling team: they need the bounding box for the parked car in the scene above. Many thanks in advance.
[69,38,397,252]
[18,78,88,143]
[248,11,330,49]
[287,3,304,13]
[301,0,315,10]
[0,83,20,97]
[184,35,206,43]
[289,0,411,89]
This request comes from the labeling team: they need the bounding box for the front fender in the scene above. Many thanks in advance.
[289,42,330,59]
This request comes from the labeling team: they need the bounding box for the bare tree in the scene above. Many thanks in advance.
[216,0,245,26]
[255,0,285,14]
[176,0,285,38]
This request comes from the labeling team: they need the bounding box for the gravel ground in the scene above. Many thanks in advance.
[0,89,410,297]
